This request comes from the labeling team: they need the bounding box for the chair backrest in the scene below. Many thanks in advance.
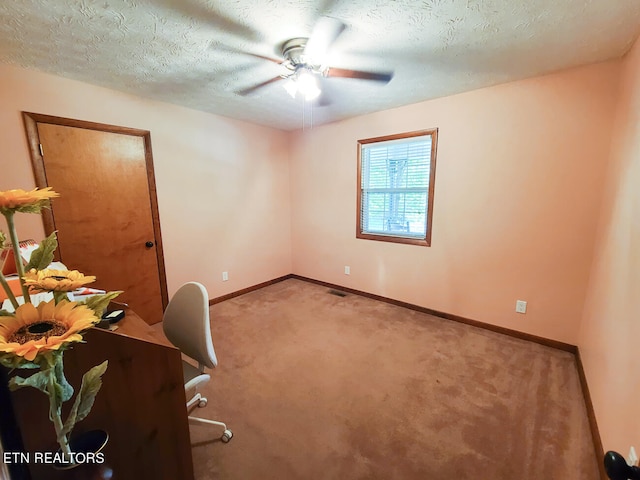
[162,282,218,369]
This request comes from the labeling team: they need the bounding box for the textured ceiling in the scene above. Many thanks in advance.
[1,0,639,131]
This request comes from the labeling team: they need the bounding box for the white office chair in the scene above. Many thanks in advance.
[162,282,233,443]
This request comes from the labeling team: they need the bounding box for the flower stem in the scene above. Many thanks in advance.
[53,291,69,305]
[4,212,31,303]
[47,367,72,461]
[0,270,19,309]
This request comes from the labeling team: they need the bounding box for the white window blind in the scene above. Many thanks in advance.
[360,135,432,239]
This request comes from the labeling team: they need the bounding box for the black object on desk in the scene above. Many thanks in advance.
[102,309,125,324]
[95,309,126,329]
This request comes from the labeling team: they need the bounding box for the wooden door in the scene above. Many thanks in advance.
[23,113,168,324]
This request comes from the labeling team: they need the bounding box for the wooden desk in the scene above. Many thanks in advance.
[0,310,194,480]
[105,307,173,347]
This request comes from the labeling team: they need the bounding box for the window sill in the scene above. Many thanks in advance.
[356,231,431,247]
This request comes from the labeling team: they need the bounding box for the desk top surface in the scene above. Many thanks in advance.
[98,307,175,349]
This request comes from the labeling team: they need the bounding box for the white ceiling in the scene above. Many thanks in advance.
[1,0,639,131]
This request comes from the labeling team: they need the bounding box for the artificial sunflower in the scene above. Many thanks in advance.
[23,268,96,292]
[0,187,59,215]
[0,300,98,363]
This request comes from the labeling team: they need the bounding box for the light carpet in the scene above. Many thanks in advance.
[183,279,598,479]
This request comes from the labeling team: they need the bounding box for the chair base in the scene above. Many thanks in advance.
[187,392,208,410]
[188,416,233,443]
[187,393,233,443]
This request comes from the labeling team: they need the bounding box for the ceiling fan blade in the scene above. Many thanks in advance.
[326,67,393,83]
[304,16,346,61]
[215,44,284,65]
[236,76,283,96]
[240,52,283,65]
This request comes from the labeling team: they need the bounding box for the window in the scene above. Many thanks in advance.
[357,129,438,246]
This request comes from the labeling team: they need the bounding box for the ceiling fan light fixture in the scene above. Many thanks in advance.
[297,70,321,101]
[304,88,321,101]
[283,78,297,98]
[282,69,321,101]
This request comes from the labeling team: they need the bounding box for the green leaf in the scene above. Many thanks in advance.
[54,355,74,402]
[0,310,13,316]
[9,360,70,421]
[9,370,50,394]
[63,360,108,436]
[81,291,122,318]
[0,354,40,369]
[25,231,58,271]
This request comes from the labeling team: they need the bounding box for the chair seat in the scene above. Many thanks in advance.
[183,360,210,391]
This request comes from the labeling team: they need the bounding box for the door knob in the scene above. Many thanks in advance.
[145,241,154,248]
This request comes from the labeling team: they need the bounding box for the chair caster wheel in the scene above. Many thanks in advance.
[221,429,233,443]
[198,398,208,408]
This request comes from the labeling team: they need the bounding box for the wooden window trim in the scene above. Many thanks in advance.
[356,128,438,247]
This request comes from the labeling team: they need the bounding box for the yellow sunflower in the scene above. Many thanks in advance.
[0,187,59,215]
[23,269,96,292]
[0,300,99,362]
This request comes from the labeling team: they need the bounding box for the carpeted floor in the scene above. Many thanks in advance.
[183,278,598,479]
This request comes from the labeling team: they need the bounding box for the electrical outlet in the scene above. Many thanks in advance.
[344,266,350,275]
[629,446,638,466]
[515,300,527,314]
[222,271,228,282]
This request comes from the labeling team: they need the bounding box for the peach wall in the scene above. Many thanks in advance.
[289,61,621,344]
[0,64,292,299]
[579,37,640,453]
[0,42,635,456]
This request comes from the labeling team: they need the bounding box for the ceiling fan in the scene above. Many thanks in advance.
[236,17,393,101]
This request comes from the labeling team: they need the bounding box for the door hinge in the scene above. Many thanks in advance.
[38,144,44,157]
